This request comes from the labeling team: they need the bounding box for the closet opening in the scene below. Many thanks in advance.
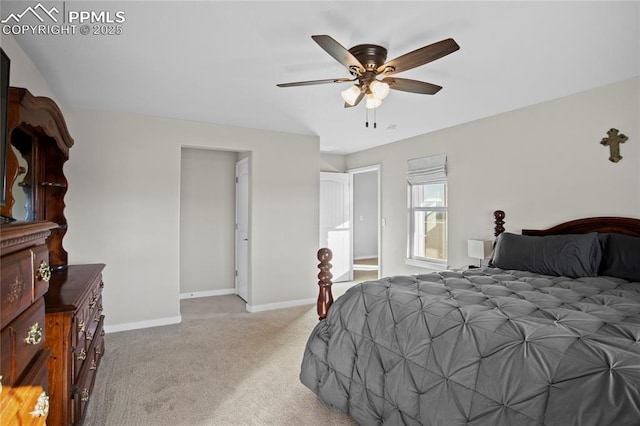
[179,147,250,316]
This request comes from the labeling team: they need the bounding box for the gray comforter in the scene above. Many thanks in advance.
[300,268,640,425]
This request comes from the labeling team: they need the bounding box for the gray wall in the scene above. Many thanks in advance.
[346,77,640,275]
[180,148,237,296]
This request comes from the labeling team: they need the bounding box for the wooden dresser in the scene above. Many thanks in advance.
[1,87,107,425]
[0,221,56,424]
[45,264,106,425]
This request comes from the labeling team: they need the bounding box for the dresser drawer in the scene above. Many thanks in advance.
[85,295,103,349]
[73,324,102,425]
[0,348,50,426]
[73,314,104,382]
[72,281,102,348]
[1,250,34,327]
[0,298,46,387]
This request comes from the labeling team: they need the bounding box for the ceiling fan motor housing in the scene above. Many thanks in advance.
[348,44,389,74]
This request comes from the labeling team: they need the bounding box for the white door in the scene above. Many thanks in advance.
[320,172,351,282]
[235,158,249,301]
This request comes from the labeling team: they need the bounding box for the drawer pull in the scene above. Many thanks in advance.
[81,388,90,402]
[100,280,104,289]
[86,331,93,341]
[90,360,97,370]
[89,296,97,309]
[37,261,52,282]
[30,391,50,417]
[96,346,102,356]
[78,348,87,361]
[24,322,43,345]
[94,313,101,322]
[78,320,86,332]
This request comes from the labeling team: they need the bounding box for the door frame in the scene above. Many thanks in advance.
[235,157,250,302]
[348,164,381,279]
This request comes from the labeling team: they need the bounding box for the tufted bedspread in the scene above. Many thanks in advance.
[300,268,640,425]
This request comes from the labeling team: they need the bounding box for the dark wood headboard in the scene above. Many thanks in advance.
[493,210,640,237]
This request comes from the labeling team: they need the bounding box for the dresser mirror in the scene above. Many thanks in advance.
[9,130,32,221]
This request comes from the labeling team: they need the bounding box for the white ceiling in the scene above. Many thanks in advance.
[5,1,640,154]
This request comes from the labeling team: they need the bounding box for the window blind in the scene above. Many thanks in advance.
[407,154,447,185]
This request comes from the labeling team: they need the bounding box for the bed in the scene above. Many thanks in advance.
[301,211,640,425]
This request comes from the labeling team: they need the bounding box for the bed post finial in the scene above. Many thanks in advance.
[494,210,505,237]
[317,248,334,321]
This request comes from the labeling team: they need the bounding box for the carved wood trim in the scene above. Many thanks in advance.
[0,221,56,255]
[1,87,73,267]
[522,216,640,237]
[8,87,74,157]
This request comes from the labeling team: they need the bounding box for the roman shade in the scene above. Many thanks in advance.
[407,153,447,185]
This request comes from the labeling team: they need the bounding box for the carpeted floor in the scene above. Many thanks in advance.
[83,295,359,426]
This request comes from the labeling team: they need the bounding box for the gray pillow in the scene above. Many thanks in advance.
[599,233,640,282]
[490,232,602,278]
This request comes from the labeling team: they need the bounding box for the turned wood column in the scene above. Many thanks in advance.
[317,248,334,321]
[494,210,505,237]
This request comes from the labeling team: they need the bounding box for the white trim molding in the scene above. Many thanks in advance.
[179,288,235,299]
[246,298,316,313]
[104,315,182,334]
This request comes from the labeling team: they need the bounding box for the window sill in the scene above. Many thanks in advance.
[405,258,448,271]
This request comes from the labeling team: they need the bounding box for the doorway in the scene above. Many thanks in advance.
[319,165,380,284]
[179,148,250,307]
[319,172,351,282]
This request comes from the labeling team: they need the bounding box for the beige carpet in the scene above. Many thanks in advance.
[83,295,358,426]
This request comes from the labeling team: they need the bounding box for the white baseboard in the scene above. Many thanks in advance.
[353,264,378,271]
[179,288,235,299]
[104,315,182,334]
[104,295,314,332]
[247,297,315,313]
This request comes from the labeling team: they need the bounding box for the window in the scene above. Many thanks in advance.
[407,154,448,266]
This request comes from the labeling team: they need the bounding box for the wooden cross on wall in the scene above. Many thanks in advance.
[600,128,627,163]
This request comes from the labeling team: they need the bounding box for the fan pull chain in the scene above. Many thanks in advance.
[364,107,378,128]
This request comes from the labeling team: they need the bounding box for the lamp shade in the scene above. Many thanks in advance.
[370,80,390,100]
[341,85,361,106]
[365,93,382,109]
[467,239,492,260]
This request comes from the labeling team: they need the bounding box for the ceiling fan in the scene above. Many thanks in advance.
[277,34,460,109]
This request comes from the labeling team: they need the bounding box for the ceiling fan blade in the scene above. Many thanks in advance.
[277,78,353,88]
[382,77,442,95]
[344,91,365,108]
[312,35,365,73]
[378,38,460,75]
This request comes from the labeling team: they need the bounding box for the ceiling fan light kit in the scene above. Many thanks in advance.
[277,34,460,119]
